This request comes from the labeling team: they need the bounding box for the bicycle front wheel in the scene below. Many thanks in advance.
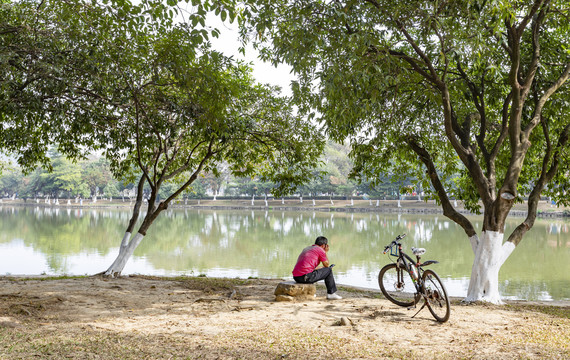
[422,269,451,323]
[378,263,420,307]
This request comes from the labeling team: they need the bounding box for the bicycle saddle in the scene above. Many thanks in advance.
[411,247,426,256]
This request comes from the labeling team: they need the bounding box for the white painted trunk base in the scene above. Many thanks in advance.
[104,232,144,277]
[464,231,515,304]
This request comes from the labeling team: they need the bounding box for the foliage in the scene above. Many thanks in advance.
[240,0,570,240]
[0,0,235,171]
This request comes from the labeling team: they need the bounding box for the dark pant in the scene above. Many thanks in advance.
[294,267,337,294]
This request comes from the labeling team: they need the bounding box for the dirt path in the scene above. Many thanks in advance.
[0,276,568,359]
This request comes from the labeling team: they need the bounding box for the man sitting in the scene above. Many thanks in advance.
[292,236,342,300]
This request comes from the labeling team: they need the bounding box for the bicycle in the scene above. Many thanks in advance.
[378,234,450,322]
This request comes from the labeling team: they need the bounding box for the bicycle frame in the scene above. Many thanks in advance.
[386,238,433,294]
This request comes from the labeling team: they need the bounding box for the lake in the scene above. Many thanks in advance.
[1,206,569,301]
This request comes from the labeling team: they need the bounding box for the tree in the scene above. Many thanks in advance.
[103,183,120,200]
[0,165,22,197]
[82,158,114,200]
[241,0,570,303]
[88,2,323,276]
[40,155,84,199]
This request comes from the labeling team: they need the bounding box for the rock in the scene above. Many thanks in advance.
[333,317,354,326]
[274,281,316,302]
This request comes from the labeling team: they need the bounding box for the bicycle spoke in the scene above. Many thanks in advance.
[422,270,450,322]
[378,263,419,307]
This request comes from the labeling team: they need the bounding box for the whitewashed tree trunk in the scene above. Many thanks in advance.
[282,197,285,204]
[397,199,401,208]
[464,231,516,304]
[104,232,145,277]
[376,199,379,207]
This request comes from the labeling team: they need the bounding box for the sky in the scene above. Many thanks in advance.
[205,14,295,96]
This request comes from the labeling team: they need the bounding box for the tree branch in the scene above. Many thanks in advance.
[523,63,570,138]
[508,120,570,246]
[407,137,477,237]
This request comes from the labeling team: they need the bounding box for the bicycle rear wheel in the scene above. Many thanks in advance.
[422,269,450,322]
[378,263,420,307]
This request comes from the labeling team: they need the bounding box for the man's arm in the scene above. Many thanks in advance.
[321,244,330,267]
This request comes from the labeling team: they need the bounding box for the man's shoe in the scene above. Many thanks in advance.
[326,292,342,300]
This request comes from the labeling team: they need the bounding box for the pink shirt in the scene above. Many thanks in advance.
[292,245,328,277]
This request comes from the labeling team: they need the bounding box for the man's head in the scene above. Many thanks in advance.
[315,236,328,246]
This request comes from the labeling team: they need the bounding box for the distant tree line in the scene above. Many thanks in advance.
[0,142,418,201]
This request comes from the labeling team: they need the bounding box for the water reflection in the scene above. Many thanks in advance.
[0,206,568,301]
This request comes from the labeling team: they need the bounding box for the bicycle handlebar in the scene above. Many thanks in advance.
[383,234,407,254]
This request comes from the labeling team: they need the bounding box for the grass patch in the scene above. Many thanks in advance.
[505,303,570,319]
[3,275,88,282]
[177,276,252,292]
[126,274,254,292]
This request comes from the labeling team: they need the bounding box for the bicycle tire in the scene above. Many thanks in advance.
[378,263,420,307]
[422,269,451,323]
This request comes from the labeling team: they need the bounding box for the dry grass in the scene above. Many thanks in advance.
[0,276,569,359]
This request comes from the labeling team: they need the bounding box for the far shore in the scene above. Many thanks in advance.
[3,197,570,218]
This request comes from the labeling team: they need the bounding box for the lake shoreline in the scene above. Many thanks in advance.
[3,198,570,218]
[4,274,569,307]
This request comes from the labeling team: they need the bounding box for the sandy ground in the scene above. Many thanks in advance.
[0,276,568,360]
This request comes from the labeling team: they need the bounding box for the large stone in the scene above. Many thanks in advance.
[274,281,316,302]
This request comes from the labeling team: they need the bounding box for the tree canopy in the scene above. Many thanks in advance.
[0,0,234,170]
[241,0,570,236]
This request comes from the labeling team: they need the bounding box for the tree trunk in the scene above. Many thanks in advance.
[104,232,145,277]
[464,231,516,304]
